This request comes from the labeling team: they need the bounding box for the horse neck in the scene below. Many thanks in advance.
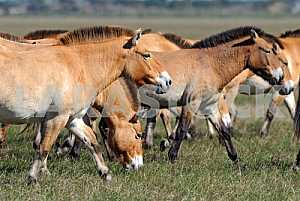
[141,34,181,51]
[207,45,250,89]
[280,38,300,80]
[73,39,127,92]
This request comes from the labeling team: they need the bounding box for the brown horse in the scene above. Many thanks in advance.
[0,30,181,170]
[56,31,196,167]
[138,27,289,166]
[0,26,172,183]
[206,29,300,139]
[0,30,70,145]
[143,28,292,149]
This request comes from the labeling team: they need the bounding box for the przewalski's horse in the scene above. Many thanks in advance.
[56,31,196,168]
[0,30,69,145]
[258,30,300,138]
[139,27,289,166]
[206,29,299,139]
[0,26,172,183]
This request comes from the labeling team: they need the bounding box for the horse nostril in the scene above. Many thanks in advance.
[168,80,172,86]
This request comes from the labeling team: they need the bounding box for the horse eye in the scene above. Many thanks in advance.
[259,47,271,54]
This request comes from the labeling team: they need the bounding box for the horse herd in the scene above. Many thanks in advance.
[0,25,300,184]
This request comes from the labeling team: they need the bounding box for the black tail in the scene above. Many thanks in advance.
[294,86,300,142]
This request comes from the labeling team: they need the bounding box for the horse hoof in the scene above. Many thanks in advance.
[168,147,178,163]
[260,129,268,138]
[185,133,192,141]
[144,143,153,150]
[160,139,170,152]
[41,167,51,176]
[292,165,300,172]
[69,151,81,160]
[103,173,112,182]
[27,175,38,185]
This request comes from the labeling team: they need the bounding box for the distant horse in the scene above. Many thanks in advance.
[0,26,172,183]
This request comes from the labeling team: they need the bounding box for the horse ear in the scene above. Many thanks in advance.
[250,29,259,41]
[123,28,143,49]
[272,42,281,54]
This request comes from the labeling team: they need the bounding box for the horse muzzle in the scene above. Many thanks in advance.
[271,67,284,84]
[125,155,144,171]
[279,80,294,95]
[155,71,172,94]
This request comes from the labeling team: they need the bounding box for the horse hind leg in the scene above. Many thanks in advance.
[28,115,69,184]
[260,93,285,138]
[144,110,157,149]
[0,124,9,146]
[67,118,111,182]
[159,109,173,151]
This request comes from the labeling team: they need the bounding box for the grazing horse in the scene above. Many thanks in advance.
[56,31,196,166]
[139,27,289,165]
[0,26,172,183]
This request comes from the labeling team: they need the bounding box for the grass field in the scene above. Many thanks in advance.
[0,16,300,201]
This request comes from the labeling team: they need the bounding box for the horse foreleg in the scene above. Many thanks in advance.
[260,92,285,138]
[168,105,193,163]
[144,110,158,149]
[68,118,111,181]
[99,118,116,161]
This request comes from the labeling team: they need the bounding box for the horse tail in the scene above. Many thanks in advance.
[294,86,300,142]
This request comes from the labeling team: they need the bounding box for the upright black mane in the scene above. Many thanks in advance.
[0,32,21,42]
[280,29,300,38]
[192,26,283,49]
[162,33,193,49]
[23,29,68,40]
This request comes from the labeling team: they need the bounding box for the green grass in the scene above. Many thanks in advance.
[0,117,300,201]
[1,16,300,200]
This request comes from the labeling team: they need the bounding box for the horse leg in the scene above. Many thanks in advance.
[0,123,9,145]
[55,133,76,157]
[209,107,239,165]
[144,110,158,149]
[67,118,111,181]
[99,118,116,161]
[168,105,193,163]
[284,92,296,118]
[206,119,215,138]
[28,115,68,184]
[293,148,300,171]
[260,92,285,138]
[159,109,173,151]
